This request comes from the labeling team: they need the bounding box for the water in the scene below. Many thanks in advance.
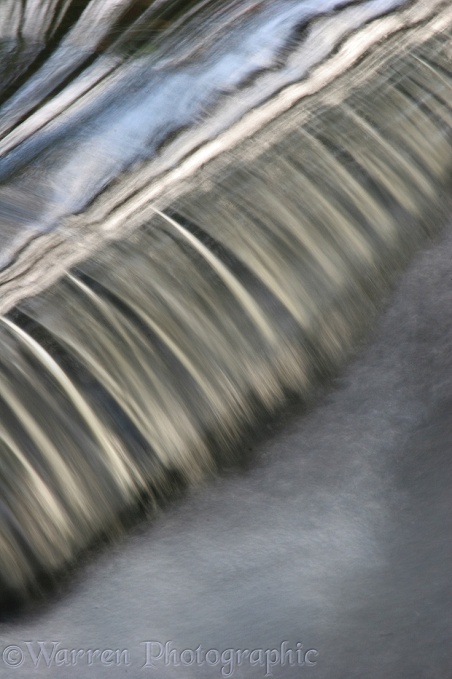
[0,0,451,604]
[0,0,407,264]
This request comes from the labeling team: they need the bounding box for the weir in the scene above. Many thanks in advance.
[0,0,451,603]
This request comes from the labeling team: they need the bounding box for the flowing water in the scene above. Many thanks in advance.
[0,0,451,603]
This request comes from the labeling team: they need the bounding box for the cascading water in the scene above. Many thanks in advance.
[0,0,451,604]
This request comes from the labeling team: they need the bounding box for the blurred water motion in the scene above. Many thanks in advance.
[0,0,450,603]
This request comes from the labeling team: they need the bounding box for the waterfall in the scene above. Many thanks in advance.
[0,0,450,602]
